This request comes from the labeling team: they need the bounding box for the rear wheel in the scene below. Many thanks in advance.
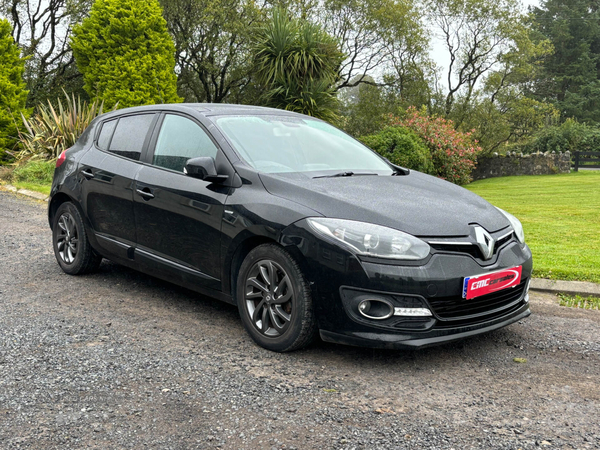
[236,244,316,352]
[52,202,102,275]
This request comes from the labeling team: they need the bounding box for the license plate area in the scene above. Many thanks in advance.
[462,266,522,300]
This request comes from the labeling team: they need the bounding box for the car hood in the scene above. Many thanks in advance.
[259,171,510,237]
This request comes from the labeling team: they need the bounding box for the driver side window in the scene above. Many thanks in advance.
[153,114,219,172]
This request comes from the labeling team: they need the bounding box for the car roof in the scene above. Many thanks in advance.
[96,103,312,120]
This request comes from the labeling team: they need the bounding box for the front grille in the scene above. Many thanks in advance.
[495,232,513,249]
[429,243,480,258]
[428,278,528,322]
[429,231,515,261]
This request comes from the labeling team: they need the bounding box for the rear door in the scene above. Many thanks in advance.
[133,113,230,291]
[79,113,157,261]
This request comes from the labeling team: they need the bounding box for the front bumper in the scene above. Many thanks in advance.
[281,222,533,349]
[320,300,531,349]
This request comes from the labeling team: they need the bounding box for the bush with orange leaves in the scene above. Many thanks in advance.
[391,107,481,185]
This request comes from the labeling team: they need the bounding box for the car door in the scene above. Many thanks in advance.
[132,113,230,291]
[78,113,157,262]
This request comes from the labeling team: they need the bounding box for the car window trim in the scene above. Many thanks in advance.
[95,118,118,151]
[141,113,165,164]
[93,112,160,163]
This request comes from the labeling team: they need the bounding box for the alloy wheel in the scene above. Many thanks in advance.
[244,259,294,337]
[56,213,79,264]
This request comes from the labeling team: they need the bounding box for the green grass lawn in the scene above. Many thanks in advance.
[466,171,600,283]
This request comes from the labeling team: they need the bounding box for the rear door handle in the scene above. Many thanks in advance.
[81,169,94,179]
[136,188,155,200]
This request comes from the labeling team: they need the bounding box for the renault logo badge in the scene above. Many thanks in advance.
[473,226,495,260]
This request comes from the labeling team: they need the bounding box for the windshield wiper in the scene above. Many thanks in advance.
[313,171,378,179]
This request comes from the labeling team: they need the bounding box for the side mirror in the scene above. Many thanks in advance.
[184,157,229,183]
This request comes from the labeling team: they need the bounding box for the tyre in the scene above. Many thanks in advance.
[236,244,317,352]
[52,202,102,275]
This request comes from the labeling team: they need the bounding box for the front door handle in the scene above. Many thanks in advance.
[136,188,155,200]
[81,169,94,179]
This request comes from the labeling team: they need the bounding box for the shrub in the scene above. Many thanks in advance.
[71,0,181,109]
[392,107,481,185]
[12,159,55,185]
[0,19,29,163]
[18,92,108,160]
[518,118,600,154]
[360,126,434,174]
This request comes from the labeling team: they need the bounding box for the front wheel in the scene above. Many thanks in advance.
[236,244,316,352]
[52,202,102,275]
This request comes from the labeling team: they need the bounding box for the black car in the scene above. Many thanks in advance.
[49,104,532,352]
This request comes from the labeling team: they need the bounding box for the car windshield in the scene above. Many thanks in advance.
[214,115,393,176]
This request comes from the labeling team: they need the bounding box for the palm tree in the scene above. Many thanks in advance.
[253,8,344,121]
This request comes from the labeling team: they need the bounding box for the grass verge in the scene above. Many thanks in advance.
[466,171,600,284]
[1,159,53,197]
[10,181,51,196]
[557,293,600,310]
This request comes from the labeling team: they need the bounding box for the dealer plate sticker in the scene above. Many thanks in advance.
[462,266,522,300]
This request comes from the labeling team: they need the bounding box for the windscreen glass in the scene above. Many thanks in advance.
[215,115,393,175]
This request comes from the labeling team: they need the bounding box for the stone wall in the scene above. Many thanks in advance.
[471,151,571,181]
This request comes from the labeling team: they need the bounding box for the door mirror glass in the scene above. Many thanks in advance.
[184,157,228,183]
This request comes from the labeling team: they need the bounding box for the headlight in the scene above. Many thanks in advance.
[496,207,525,244]
[307,218,430,260]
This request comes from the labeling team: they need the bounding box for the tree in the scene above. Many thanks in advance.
[0,0,92,105]
[0,18,28,162]
[422,0,555,153]
[339,79,391,136]
[253,8,344,120]
[316,0,433,106]
[71,0,181,109]
[428,0,543,116]
[455,26,556,153]
[160,0,267,104]
[530,0,600,123]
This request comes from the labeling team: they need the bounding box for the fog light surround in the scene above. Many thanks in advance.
[340,286,437,332]
[357,299,394,320]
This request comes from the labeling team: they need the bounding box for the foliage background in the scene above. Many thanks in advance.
[2,0,600,182]
[0,18,29,163]
[71,0,181,109]
[360,126,434,174]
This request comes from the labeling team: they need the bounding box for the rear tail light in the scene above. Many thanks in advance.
[56,150,67,168]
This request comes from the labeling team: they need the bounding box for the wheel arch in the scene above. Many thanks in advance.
[226,235,312,303]
[48,192,76,230]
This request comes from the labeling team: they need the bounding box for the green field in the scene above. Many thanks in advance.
[466,171,600,283]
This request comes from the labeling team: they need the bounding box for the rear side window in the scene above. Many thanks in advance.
[108,114,155,161]
[97,119,117,150]
[152,114,219,172]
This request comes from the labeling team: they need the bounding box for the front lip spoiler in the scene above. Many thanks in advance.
[319,304,531,350]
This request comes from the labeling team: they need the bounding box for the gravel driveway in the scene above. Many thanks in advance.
[1,191,599,450]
